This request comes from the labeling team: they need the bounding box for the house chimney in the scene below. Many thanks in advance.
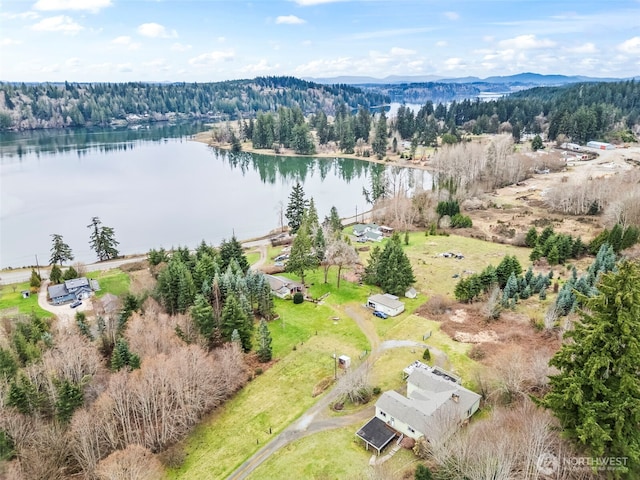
[451,393,459,403]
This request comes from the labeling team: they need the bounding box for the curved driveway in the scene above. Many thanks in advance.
[227,304,430,480]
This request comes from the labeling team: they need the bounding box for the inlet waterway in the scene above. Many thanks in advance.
[0,122,432,269]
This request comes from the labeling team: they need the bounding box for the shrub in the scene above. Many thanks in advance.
[373,386,381,395]
[292,292,304,304]
[422,348,431,361]
[450,213,473,228]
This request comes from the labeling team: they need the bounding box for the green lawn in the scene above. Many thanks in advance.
[86,269,130,297]
[245,251,260,267]
[248,425,419,480]
[0,281,51,319]
[168,299,368,480]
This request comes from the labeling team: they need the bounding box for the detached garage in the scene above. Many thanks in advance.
[367,294,405,317]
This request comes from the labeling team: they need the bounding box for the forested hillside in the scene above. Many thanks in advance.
[389,80,639,144]
[0,77,389,131]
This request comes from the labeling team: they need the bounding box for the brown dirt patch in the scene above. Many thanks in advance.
[418,301,562,365]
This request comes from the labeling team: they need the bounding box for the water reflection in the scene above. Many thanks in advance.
[0,122,209,160]
[218,148,387,185]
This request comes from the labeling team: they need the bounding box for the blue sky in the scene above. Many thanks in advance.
[1,0,639,82]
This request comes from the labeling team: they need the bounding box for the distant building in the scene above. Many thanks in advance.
[353,223,382,238]
[367,293,405,317]
[405,287,417,299]
[586,141,614,150]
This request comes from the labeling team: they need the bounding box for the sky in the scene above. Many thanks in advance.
[1,0,639,82]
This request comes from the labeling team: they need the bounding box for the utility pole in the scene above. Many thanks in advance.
[333,350,337,380]
[35,254,41,279]
[355,205,358,223]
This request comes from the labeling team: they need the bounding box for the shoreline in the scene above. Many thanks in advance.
[192,131,436,172]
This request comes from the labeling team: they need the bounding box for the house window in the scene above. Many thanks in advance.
[380,411,387,417]
[408,427,415,434]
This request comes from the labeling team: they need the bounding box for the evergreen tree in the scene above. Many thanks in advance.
[49,264,63,284]
[285,182,308,234]
[541,261,640,476]
[219,235,250,273]
[608,224,624,253]
[110,339,140,371]
[502,272,519,305]
[221,294,250,351]
[286,219,317,285]
[292,122,316,155]
[190,294,215,343]
[327,206,343,235]
[256,319,273,362]
[376,233,415,295]
[49,233,74,265]
[63,266,78,281]
[547,244,560,265]
[372,110,388,159]
[29,269,41,289]
[363,246,382,286]
[87,217,120,261]
[531,134,544,151]
[257,278,275,320]
[0,348,18,380]
[525,227,538,247]
[230,131,242,152]
[55,379,83,423]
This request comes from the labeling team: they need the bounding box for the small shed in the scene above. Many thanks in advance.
[405,287,417,299]
[367,293,405,317]
[21,290,30,299]
[338,355,351,369]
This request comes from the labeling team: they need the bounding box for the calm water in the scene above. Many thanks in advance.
[0,123,431,269]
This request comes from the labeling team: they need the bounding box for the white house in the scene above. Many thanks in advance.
[367,293,405,317]
[356,365,481,453]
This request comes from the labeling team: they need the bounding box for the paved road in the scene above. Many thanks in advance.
[0,256,147,285]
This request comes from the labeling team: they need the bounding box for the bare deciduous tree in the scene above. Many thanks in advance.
[96,444,164,480]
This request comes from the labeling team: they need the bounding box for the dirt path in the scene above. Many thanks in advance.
[227,305,438,480]
[249,244,268,271]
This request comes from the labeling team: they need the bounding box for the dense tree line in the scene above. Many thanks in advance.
[0,77,388,130]
[151,239,274,353]
[387,80,638,147]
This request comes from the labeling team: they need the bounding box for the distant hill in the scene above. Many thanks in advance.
[309,72,624,87]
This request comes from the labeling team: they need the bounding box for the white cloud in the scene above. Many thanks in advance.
[276,15,306,24]
[112,36,141,50]
[390,47,416,56]
[0,38,23,46]
[218,36,226,43]
[565,43,598,54]
[188,50,235,66]
[498,34,556,49]
[241,59,280,74]
[117,63,133,73]
[618,36,640,54]
[443,11,459,21]
[1,11,40,20]
[137,23,178,39]
[350,27,433,40]
[31,15,83,34]
[444,57,466,70]
[171,42,192,52]
[435,40,447,47]
[33,0,112,13]
[65,57,81,67]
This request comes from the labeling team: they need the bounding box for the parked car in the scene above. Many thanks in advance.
[373,310,388,319]
[70,300,82,309]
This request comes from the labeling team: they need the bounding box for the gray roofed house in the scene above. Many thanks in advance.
[47,277,99,305]
[265,275,304,299]
[357,365,481,451]
[352,223,381,237]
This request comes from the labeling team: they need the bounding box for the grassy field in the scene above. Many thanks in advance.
[245,251,260,267]
[172,233,524,479]
[0,281,51,319]
[247,425,420,480]
[169,299,368,480]
[86,269,130,297]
